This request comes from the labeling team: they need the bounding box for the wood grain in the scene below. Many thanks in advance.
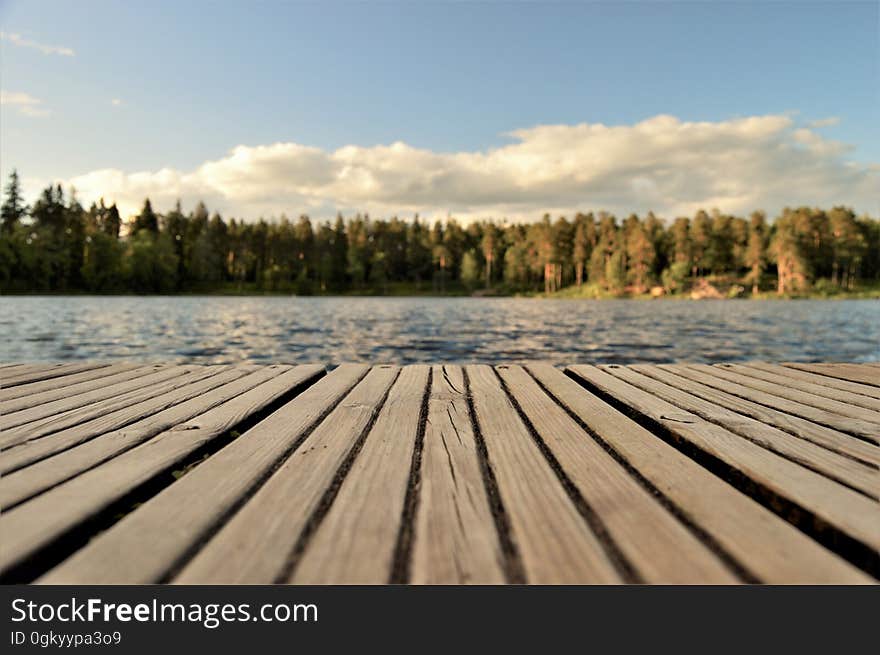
[604,365,878,498]
[0,365,322,580]
[0,365,230,444]
[0,366,291,508]
[0,365,246,470]
[40,365,371,585]
[696,364,880,424]
[568,365,880,557]
[668,365,880,444]
[635,365,880,468]
[174,365,400,584]
[497,364,737,583]
[0,365,185,431]
[726,363,880,411]
[0,363,149,408]
[1,359,874,585]
[736,361,880,400]
[410,365,507,584]
[466,364,622,584]
[783,363,880,388]
[291,366,430,583]
[533,363,869,583]
[1,362,110,388]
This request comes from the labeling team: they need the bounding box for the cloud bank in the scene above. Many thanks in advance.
[34,114,880,221]
[0,31,75,56]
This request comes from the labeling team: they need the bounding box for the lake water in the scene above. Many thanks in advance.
[1,296,878,365]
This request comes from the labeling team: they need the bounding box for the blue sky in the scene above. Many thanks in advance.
[1,1,877,220]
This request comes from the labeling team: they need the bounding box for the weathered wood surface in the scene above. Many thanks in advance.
[783,363,880,388]
[567,365,879,556]
[1,365,322,580]
[496,365,737,583]
[720,363,880,412]
[176,365,400,583]
[2,361,877,585]
[750,362,880,401]
[663,364,880,444]
[0,364,188,431]
[0,363,149,407]
[0,362,111,389]
[410,366,506,584]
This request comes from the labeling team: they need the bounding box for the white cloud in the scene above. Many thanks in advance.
[0,31,75,56]
[0,90,51,117]
[1,91,41,105]
[18,106,51,118]
[32,114,880,221]
[806,117,841,129]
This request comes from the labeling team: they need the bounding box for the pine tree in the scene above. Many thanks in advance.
[132,198,159,235]
[708,210,734,274]
[460,250,480,289]
[572,213,594,286]
[1,170,28,233]
[64,190,87,289]
[31,184,65,232]
[828,207,866,289]
[671,217,692,268]
[690,210,711,277]
[105,203,122,238]
[163,200,189,287]
[771,212,809,294]
[331,214,349,290]
[644,211,667,278]
[625,218,656,293]
[745,211,767,294]
[481,223,499,288]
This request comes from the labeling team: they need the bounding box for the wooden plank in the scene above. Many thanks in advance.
[605,366,878,498]
[0,362,110,388]
[4,358,876,586]
[0,363,147,405]
[0,363,53,379]
[0,365,323,581]
[410,365,506,584]
[694,364,880,425]
[0,364,230,456]
[668,365,880,444]
[0,363,156,414]
[39,365,365,585]
[725,363,880,412]
[567,365,880,560]
[528,364,870,583]
[496,365,737,583]
[0,365,186,431]
[740,362,880,401]
[784,363,880,388]
[1,365,213,443]
[0,366,291,509]
[174,365,400,584]
[290,366,430,583]
[0,365,246,473]
[635,365,880,469]
[466,364,622,584]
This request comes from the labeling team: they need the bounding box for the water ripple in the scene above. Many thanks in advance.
[1,296,878,365]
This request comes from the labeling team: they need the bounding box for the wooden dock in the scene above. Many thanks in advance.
[1,360,877,584]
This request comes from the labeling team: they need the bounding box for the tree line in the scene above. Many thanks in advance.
[1,170,878,296]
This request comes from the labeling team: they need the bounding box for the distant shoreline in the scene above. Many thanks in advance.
[3,288,879,300]
[4,274,880,300]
